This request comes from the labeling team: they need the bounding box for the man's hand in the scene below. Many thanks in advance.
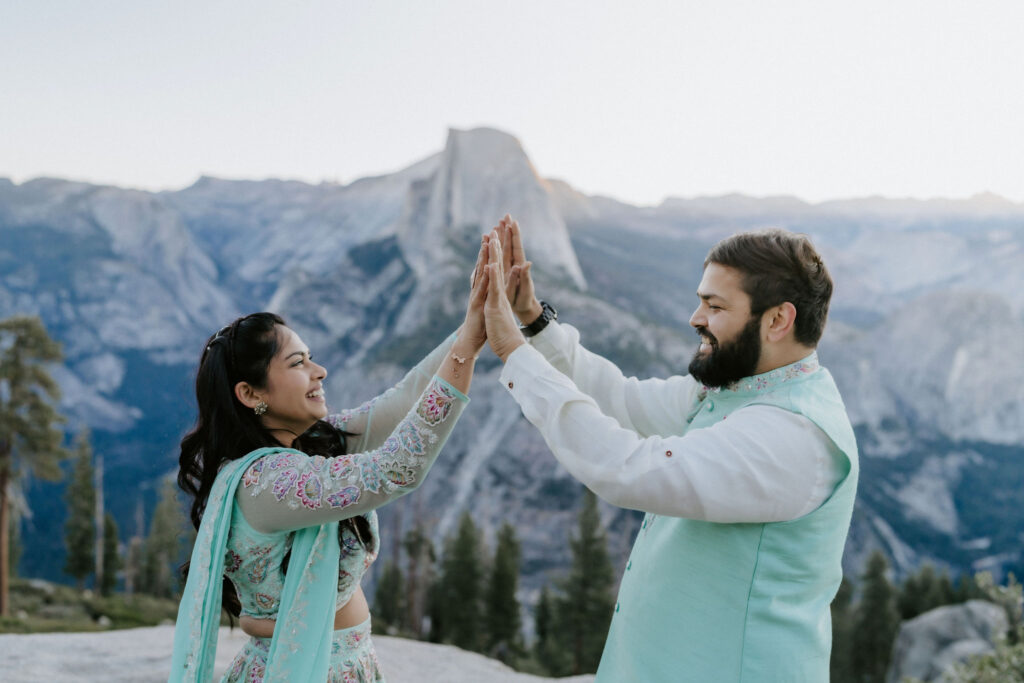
[484,229,526,362]
[497,214,543,325]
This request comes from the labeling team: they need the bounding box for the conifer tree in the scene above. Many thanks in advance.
[100,512,120,596]
[485,522,523,662]
[141,478,185,598]
[534,584,570,675]
[0,315,69,615]
[850,550,900,683]
[403,522,434,638]
[63,432,96,589]
[436,511,485,651]
[558,489,615,675]
[373,560,406,633]
[830,577,855,683]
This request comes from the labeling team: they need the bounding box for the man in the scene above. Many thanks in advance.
[480,217,858,682]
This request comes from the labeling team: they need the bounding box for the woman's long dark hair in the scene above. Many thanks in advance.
[178,312,371,617]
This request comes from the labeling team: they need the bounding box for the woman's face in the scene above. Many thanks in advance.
[254,325,328,437]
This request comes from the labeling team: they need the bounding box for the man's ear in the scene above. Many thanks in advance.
[763,302,797,343]
[234,381,262,410]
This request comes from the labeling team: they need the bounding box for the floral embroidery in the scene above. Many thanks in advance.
[359,455,387,494]
[267,452,299,470]
[707,353,820,394]
[416,381,457,426]
[329,455,356,481]
[344,627,365,650]
[339,530,361,558]
[327,485,361,509]
[254,592,276,610]
[308,455,326,471]
[295,471,324,509]
[224,549,243,573]
[382,460,416,488]
[398,420,431,457]
[338,570,353,593]
[243,459,265,488]
[248,660,264,683]
[272,468,300,501]
[247,547,273,585]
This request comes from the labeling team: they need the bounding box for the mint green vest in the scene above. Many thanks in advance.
[595,356,858,682]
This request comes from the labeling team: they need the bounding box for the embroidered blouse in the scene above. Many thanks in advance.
[223,336,468,619]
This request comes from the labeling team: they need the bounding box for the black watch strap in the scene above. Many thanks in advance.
[521,301,557,338]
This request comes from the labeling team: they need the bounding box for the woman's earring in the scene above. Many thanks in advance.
[254,400,268,416]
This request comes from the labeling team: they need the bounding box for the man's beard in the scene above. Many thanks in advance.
[688,315,762,388]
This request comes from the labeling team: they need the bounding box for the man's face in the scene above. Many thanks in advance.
[687,263,763,388]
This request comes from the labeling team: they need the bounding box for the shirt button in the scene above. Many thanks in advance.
[626,560,632,571]
[665,450,672,457]
[615,602,620,613]
[507,381,514,390]
[641,518,647,529]
[706,400,715,412]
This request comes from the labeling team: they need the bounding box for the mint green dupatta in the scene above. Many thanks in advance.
[169,447,341,682]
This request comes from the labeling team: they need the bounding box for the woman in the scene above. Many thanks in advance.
[169,239,490,682]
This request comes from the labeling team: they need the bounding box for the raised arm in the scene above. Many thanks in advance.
[237,235,490,533]
[497,216,701,437]
[325,334,457,452]
[498,345,842,521]
[236,375,469,533]
[483,234,841,521]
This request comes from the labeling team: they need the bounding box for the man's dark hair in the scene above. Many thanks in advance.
[705,229,833,346]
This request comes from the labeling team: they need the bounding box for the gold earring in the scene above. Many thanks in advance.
[254,400,268,416]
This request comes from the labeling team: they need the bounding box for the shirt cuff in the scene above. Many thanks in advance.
[499,343,556,399]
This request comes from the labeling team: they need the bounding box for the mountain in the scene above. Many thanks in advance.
[1,127,1022,597]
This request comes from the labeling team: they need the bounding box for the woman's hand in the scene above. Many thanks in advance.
[497,215,543,325]
[458,235,489,356]
[484,230,527,362]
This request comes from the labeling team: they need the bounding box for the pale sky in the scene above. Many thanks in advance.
[2,0,1023,206]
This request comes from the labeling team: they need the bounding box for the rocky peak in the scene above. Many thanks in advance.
[395,127,586,290]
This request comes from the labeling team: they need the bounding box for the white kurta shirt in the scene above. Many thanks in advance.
[499,321,843,522]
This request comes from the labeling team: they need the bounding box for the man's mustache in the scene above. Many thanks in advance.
[695,326,718,348]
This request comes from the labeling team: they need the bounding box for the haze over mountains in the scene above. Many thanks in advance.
[1,127,1021,594]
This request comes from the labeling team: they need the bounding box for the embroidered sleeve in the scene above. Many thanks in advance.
[236,376,468,533]
[324,333,456,451]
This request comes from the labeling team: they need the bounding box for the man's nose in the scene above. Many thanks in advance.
[689,308,705,328]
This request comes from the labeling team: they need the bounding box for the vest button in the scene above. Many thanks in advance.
[641,518,647,529]
[626,560,632,570]
[507,381,514,390]
[615,602,620,613]
[706,400,715,412]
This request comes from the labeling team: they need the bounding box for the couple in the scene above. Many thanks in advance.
[170,218,857,682]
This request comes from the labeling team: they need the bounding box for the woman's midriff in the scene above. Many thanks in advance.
[239,587,370,638]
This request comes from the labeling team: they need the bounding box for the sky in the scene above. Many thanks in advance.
[2,0,1024,206]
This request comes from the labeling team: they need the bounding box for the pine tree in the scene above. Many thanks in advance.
[403,522,434,638]
[558,489,615,675]
[100,513,121,596]
[850,550,900,683]
[436,511,485,651]
[63,432,96,589]
[140,478,186,598]
[485,522,523,662]
[0,315,69,615]
[373,560,406,633]
[830,577,855,683]
[534,584,570,676]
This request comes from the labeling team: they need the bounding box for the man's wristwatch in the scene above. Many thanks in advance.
[520,300,557,338]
